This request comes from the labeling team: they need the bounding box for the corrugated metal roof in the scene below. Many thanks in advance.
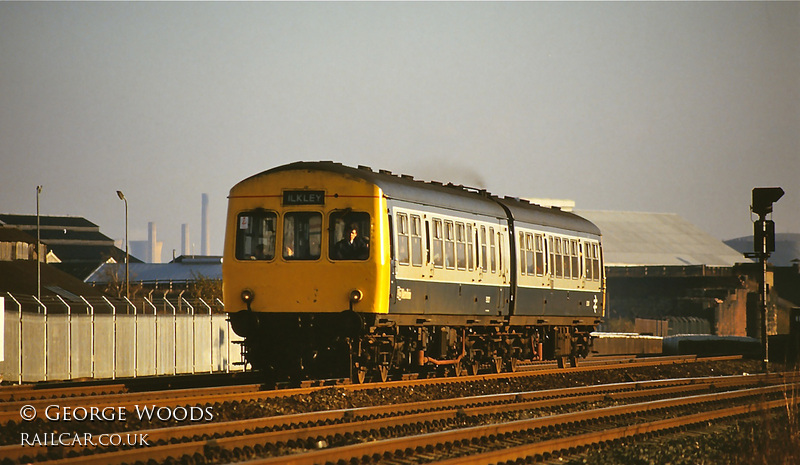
[574,210,749,267]
[84,256,222,285]
[0,214,98,228]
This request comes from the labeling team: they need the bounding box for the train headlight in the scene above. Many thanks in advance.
[349,289,363,304]
[241,289,255,305]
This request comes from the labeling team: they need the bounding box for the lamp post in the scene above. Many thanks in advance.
[36,185,42,303]
[116,190,129,300]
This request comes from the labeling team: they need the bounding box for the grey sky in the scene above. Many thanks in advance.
[1,2,798,259]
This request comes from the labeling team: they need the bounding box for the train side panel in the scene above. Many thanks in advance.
[388,202,510,317]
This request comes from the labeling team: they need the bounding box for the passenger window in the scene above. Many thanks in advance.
[571,240,580,279]
[498,231,504,273]
[284,212,322,260]
[555,237,563,278]
[535,234,544,276]
[585,241,601,281]
[444,221,455,269]
[329,211,370,260]
[432,219,444,268]
[456,223,467,270]
[519,232,527,276]
[236,210,277,261]
[525,233,534,275]
[396,213,410,265]
[467,224,474,271]
[548,236,555,277]
[480,226,488,272]
[411,215,423,267]
[489,227,496,273]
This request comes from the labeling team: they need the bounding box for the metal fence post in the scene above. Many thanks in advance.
[145,297,157,375]
[163,297,177,375]
[102,297,116,379]
[56,295,71,379]
[7,293,23,383]
[217,298,231,373]
[199,298,213,373]
[182,297,195,374]
[125,297,137,378]
[32,296,47,381]
[80,297,94,379]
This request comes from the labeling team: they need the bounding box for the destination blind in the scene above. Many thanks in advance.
[283,190,325,206]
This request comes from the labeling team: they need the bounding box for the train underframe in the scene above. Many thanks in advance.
[229,310,597,384]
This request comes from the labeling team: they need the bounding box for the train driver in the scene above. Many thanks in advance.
[335,224,369,260]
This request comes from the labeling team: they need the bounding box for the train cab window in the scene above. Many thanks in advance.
[283,212,322,260]
[444,221,455,269]
[329,211,370,260]
[410,215,423,266]
[396,213,410,265]
[455,222,467,270]
[236,211,277,260]
[535,234,545,276]
[432,219,444,268]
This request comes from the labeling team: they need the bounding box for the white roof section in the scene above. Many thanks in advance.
[574,210,749,267]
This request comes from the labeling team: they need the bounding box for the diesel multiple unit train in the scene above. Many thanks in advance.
[224,161,604,383]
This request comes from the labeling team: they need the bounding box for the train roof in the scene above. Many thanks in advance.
[241,161,600,236]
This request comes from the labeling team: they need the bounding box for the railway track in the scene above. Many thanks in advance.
[0,355,725,425]
[0,357,795,464]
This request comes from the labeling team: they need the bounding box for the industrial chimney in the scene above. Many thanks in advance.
[181,224,190,256]
[201,193,210,256]
[148,222,162,263]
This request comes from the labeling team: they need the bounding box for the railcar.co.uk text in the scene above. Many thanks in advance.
[18,404,214,447]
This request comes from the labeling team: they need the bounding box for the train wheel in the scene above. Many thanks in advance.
[493,356,504,374]
[452,360,464,377]
[469,360,480,376]
[354,366,368,384]
[509,357,519,373]
[378,365,390,383]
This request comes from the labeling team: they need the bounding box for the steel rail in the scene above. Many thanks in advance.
[0,384,264,424]
[0,355,733,422]
[0,374,753,462]
[17,374,797,465]
[0,384,128,403]
[245,382,799,465]
[432,397,799,465]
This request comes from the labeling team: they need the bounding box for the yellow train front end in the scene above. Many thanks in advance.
[222,164,390,381]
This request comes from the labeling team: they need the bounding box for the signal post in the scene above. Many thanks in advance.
[746,187,784,372]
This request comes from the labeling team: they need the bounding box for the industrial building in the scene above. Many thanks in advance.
[576,210,795,340]
[0,214,139,280]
